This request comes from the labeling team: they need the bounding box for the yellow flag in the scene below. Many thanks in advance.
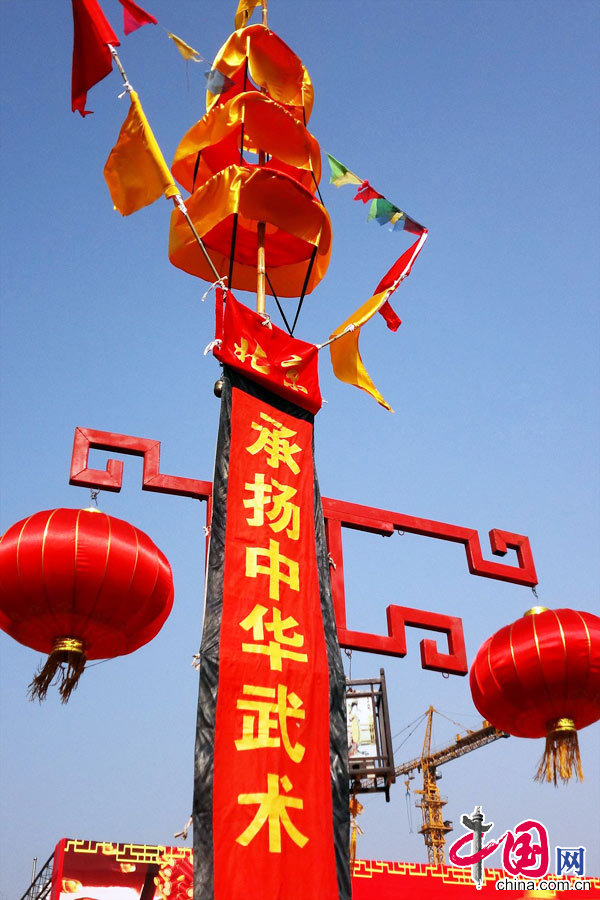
[168,32,203,62]
[329,291,394,412]
[234,0,261,30]
[104,90,179,216]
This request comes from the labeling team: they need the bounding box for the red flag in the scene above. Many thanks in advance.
[71,0,119,116]
[373,230,428,330]
[353,180,384,203]
[213,290,322,415]
[116,0,157,35]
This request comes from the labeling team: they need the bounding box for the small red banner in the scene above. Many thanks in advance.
[211,386,338,899]
[213,290,322,414]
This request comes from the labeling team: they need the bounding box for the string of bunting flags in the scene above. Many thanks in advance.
[71,0,203,117]
[325,154,428,412]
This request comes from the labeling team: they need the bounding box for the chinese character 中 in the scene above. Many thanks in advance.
[235,683,305,763]
[244,474,300,539]
[449,815,550,884]
[246,538,299,601]
[239,604,308,671]
[246,412,302,474]
[237,773,308,853]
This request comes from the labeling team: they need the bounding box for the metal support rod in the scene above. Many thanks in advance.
[175,198,222,283]
[257,217,266,315]
[108,45,128,85]
[256,2,267,314]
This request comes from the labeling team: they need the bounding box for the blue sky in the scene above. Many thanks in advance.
[0,1,599,897]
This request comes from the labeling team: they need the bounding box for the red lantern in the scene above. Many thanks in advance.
[470,607,600,784]
[0,508,174,702]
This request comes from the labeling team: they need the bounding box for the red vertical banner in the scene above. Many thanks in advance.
[193,362,350,900]
[211,386,338,898]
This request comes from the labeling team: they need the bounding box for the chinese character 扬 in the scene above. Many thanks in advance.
[244,474,300,539]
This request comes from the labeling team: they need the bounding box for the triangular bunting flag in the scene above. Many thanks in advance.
[116,0,157,35]
[168,32,203,62]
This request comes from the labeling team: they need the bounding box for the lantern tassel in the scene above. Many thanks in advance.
[535,718,584,785]
[28,638,87,704]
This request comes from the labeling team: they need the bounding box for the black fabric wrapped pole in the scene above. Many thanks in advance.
[193,365,350,900]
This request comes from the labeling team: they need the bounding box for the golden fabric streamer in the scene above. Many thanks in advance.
[234,0,262,30]
[171,92,321,193]
[208,25,314,120]
[329,291,394,412]
[104,90,179,216]
[168,32,203,62]
[169,164,331,297]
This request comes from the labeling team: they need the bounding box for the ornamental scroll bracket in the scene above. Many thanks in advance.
[69,427,538,675]
[70,427,212,500]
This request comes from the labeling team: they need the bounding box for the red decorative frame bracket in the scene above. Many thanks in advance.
[69,428,538,674]
[70,427,212,500]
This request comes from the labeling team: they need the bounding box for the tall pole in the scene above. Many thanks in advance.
[256,1,269,313]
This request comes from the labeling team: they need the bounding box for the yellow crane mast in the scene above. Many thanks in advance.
[395,706,509,867]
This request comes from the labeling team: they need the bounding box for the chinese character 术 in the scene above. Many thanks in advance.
[237,773,308,853]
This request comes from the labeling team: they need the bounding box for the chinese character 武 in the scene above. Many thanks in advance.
[235,683,305,763]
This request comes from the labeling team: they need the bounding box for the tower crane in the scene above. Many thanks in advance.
[395,706,509,867]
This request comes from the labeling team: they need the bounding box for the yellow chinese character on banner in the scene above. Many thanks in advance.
[234,337,270,374]
[240,604,307,671]
[237,773,308,853]
[246,412,302,474]
[244,474,300,539]
[246,538,299,601]
[284,370,309,395]
[235,684,305,763]
[281,355,309,395]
